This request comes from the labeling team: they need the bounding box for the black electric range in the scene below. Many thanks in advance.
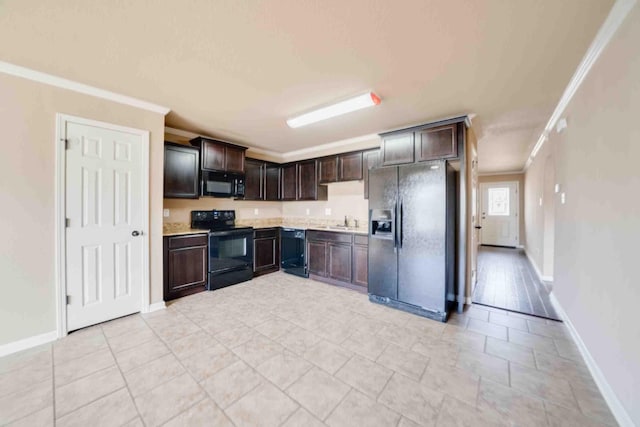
[191,210,254,290]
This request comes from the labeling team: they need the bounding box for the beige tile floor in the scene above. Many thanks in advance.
[0,272,617,426]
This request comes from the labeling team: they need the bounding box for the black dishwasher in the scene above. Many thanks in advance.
[280,228,308,278]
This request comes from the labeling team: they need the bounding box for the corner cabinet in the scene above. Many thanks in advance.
[163,234,208,301]
[253,228,280,276]
[280,161,327,201]
[163,142,200,199]
[245,158,282,201]
[306,230,367,292]
[189,137,247,174]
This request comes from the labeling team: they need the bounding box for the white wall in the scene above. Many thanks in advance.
[525,4,640,423]
[524,140,555,279]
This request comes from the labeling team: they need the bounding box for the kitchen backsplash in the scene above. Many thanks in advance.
[163,180,368,226]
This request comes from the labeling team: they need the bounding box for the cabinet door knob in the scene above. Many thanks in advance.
[132,230,141,237]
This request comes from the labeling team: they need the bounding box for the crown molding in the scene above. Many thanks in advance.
[0,60,170,115]
[164,126,283,159]
[165,126,380,162]
[164,126,199,139]
[478,170,524,177]
[524,0,637,170]
[281,133,379,159]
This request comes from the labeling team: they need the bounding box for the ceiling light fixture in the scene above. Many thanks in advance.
[286,92,381,128]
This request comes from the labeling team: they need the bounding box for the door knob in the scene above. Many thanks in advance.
[131,230,141,237]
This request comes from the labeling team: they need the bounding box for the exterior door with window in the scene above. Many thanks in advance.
[480,182,518,247]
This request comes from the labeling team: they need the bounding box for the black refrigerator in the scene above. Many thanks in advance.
[368,160,456,322]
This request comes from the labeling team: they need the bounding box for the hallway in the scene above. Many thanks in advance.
[473,246,560,321]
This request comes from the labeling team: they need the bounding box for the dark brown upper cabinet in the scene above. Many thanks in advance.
[244,158,265,200]
[318,156,338,184]
[244,158,281,201]
[265,163,281,201]
[280,160,327,201]
[416,124,457,161]
[163,142,200,199]
[381,133,415,166]
[298,159,322,200]
[225,145,246,173]
[280,163,298,201]
[190,137,246,173]
[338,152,363,181]
[363,149,380,200]
[319,152,362,184]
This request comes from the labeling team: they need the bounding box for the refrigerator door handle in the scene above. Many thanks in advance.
[393,199,398,249]
[398,198,403,249]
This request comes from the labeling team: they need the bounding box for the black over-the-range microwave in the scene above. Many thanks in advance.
[201,171,245,198]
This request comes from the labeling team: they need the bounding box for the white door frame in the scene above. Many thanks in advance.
[55,113,151,338]
[479,180,519,247]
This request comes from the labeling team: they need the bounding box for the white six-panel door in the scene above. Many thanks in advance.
[65,121,144,331]
[480,181,519,247]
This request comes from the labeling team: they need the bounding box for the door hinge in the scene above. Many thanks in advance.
[65,218,71,228]
[62,138,70,149]
[66,295,71,305]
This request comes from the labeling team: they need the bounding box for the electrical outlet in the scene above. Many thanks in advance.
[254,208,259,216]
[539,197,543,207]
[163,209,170,218]
[325,208,331,216]
[306,208,310,215]
[561,193,566,204]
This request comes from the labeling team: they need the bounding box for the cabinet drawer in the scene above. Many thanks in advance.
[254,228,279,239]
[167,234,208,249]
[354,235,369,246]
[307,230,353,244]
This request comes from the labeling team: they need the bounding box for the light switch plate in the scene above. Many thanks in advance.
[163,209,170,218]
[554,184,560,193]
[254,208,259,215]
[306,208,310,215]
[325,208,331,216]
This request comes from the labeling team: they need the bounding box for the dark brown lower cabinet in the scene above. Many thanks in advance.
[328,243,351,282]
[163,234,208,301]
[352,235,369,288]
[253,228,280,276]
[306,240,327,277]
[306,230,367,292]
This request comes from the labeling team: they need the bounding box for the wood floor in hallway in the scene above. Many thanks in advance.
[472,246,561,321]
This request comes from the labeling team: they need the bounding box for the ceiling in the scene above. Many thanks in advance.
[0,0,613,172]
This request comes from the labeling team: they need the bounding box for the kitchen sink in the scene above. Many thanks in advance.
[323,225,359,231]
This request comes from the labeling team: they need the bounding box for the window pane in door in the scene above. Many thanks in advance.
[488,187,509,216]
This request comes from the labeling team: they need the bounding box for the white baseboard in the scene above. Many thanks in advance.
[523,248,545,283]
[0,330,58,358]
[146,302,166,313]
[548,292,634,427]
